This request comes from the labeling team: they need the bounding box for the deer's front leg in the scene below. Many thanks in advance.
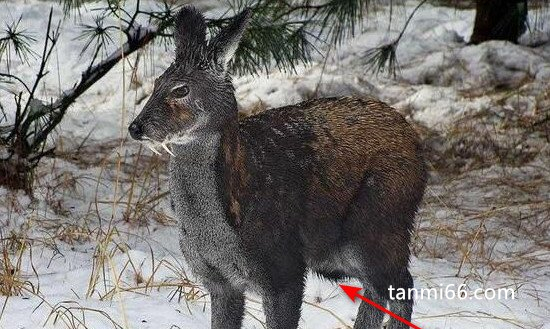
[206,281,245,329]
[262,282,305,329]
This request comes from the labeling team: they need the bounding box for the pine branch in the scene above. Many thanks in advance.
[363,0,428,76]
[0,9,61,157]
[22,9,60,121]
[0,15,37,72]
[0,2,177,164]
[29,24,165,151]
[76,14,117,58]
[213,0,320,75]
[316,0,369,44]
[59,0,86,16]
[3,2,178,156]
[363,41,399,77]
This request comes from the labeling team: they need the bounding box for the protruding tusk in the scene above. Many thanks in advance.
[161,143,175,157]
[147,144,161,155]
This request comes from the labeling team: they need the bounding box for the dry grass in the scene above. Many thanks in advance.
[420,103,549,174]
[0,222,129,329]
[86,226,199,303]
[414,168,550,274]
[413,96,550,285]
[0,232,37,298]
[416,310,528,328]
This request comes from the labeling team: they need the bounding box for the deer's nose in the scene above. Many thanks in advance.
[128,122,143,140]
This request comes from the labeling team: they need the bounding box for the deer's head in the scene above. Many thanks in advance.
[128,6,250,153]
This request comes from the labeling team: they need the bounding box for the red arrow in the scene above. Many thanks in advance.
[339,284,422,329]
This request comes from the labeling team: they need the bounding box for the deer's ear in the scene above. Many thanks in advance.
[208,8,251,72]
[174,6,207,62]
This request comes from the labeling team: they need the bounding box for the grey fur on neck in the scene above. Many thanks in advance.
[170,132,221,164]
[169,132,250,289]
[169,132,223,223]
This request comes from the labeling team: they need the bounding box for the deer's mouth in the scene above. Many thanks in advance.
[137,136,176,157]
[137,124,201,157]
[131,112,208,157]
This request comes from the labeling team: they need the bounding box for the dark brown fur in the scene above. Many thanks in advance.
[214,97,427,293]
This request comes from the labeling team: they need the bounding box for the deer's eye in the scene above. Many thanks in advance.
[170,85,189,99]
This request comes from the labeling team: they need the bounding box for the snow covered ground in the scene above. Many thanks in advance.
[1,1,549,328]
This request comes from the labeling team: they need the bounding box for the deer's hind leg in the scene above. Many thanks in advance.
[341,169,418,328]
[311,254,388,329]
[351,268,413,329]
[386,268,414,329]
[347,278,386,329]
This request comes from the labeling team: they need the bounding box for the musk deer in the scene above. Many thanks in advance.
[128,6,426,329]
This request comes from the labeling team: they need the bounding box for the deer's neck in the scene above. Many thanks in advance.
[168,124,245,230]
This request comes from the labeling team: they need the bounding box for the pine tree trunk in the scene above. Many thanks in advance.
[470,0,528,44]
